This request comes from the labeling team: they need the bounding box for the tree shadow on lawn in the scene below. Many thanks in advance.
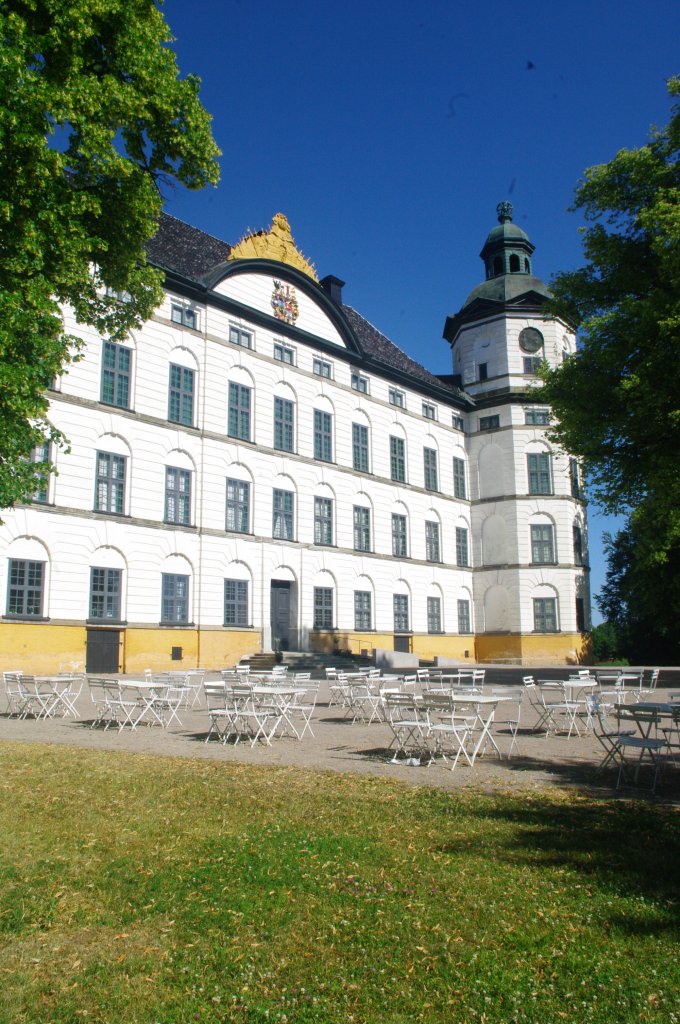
[431,781,680,933]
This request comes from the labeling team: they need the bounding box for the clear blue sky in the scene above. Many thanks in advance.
[161,0,679,623]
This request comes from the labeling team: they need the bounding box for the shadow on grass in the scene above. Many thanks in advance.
[436,792,680,929]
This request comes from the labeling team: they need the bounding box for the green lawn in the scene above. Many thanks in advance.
[1,742,679,1024]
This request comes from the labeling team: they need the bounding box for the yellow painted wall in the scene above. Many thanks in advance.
[0,620,592,672]
[197,629,260,671]
[476,632,591,666]
[412,634,475,662]
[0,622,86,674]
[123,628,260,673]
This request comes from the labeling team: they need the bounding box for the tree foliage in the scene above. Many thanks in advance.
[0,0,220,508]
[541,77,680,557]
[597,511,680,665]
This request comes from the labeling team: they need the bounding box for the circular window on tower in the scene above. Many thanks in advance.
[519,327,544,354]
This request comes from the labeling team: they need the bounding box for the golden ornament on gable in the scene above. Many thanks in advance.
[228,213,318,281]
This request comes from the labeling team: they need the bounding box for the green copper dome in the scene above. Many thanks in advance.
[461,201,549,307]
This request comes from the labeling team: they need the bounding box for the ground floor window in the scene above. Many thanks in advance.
[457,599,471,634]
[314,587,333,629]
[393,594,409,632]
[90,567,121,621]
[354,591,372,631]
[161,574,189,624]
[224,579,248,626]
[533,597,558,632]
[427,596,442,633]
[6,559,45,617]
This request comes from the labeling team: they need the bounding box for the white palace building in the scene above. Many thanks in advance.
[0,204,590,674]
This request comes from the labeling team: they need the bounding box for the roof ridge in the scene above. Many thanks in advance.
[158,210,232,250]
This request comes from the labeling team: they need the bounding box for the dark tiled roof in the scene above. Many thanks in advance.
[147,213,467,402]
[342,305,467,400]
[146,212,231,281]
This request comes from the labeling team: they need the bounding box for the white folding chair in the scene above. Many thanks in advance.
[88,677,121,730]
[381,691,428,763]
[423,693,474,770]
[289,680,319,739]
[3,671,25,717]
[19,676,59,719]
[490,687,524,757]
[184,669,206,708]
[615,706,666,793]
[204,682,234,743]
[53,673,85,718]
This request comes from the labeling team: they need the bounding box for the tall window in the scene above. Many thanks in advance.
[228,383,251,441]
[533,597,557,633]
[453,457,467,499]
[273,489,294,540]
[165,468,191,525]
[229,326,252,349]
[573,525,584,566]
[313,358,332,379]
[224,579,249,626]
[6,560,44,617]
[425,521,441,563]
[351,372,369,394]
[455,526,469,567]
[393,594,409,632]
[576,597,586,633]
[171,303,197,329]
[274,342,295,364]
[392,514,408,558]
[527,452,552,495]
[526,408,550,425]
[168,364,194,426]
[101,341,131,408]
[90,567,121,621]
[523,357,543,374]
[478,362,488,382]
[479,415,499,431]
[352,423,369,472]
[274,397,294,453]
[354,591,372,631]
[570,458,581,499]
[314,587,333,628]
[531,524,555,564]
[314,410,333,462]
[314,497,333,546]
[95,452,126,514]
[30,442,50,503]
[424,447,438,491]
[226,479,250,533]
[427,596,442,634]
[353,506,371,551]
[161,574,189,624]
[390,436,405,482]
[457,599,471,634]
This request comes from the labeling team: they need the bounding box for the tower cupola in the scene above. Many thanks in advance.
[480,201,535,279]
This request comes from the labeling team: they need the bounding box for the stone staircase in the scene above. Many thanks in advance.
[239,650,373,678]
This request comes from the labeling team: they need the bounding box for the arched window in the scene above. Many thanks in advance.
[509,254,520,273]
[493,256,503,276]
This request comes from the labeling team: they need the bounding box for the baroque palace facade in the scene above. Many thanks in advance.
[0,205,590,673]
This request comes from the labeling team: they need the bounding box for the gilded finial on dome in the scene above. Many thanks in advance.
[497,201,513,224]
